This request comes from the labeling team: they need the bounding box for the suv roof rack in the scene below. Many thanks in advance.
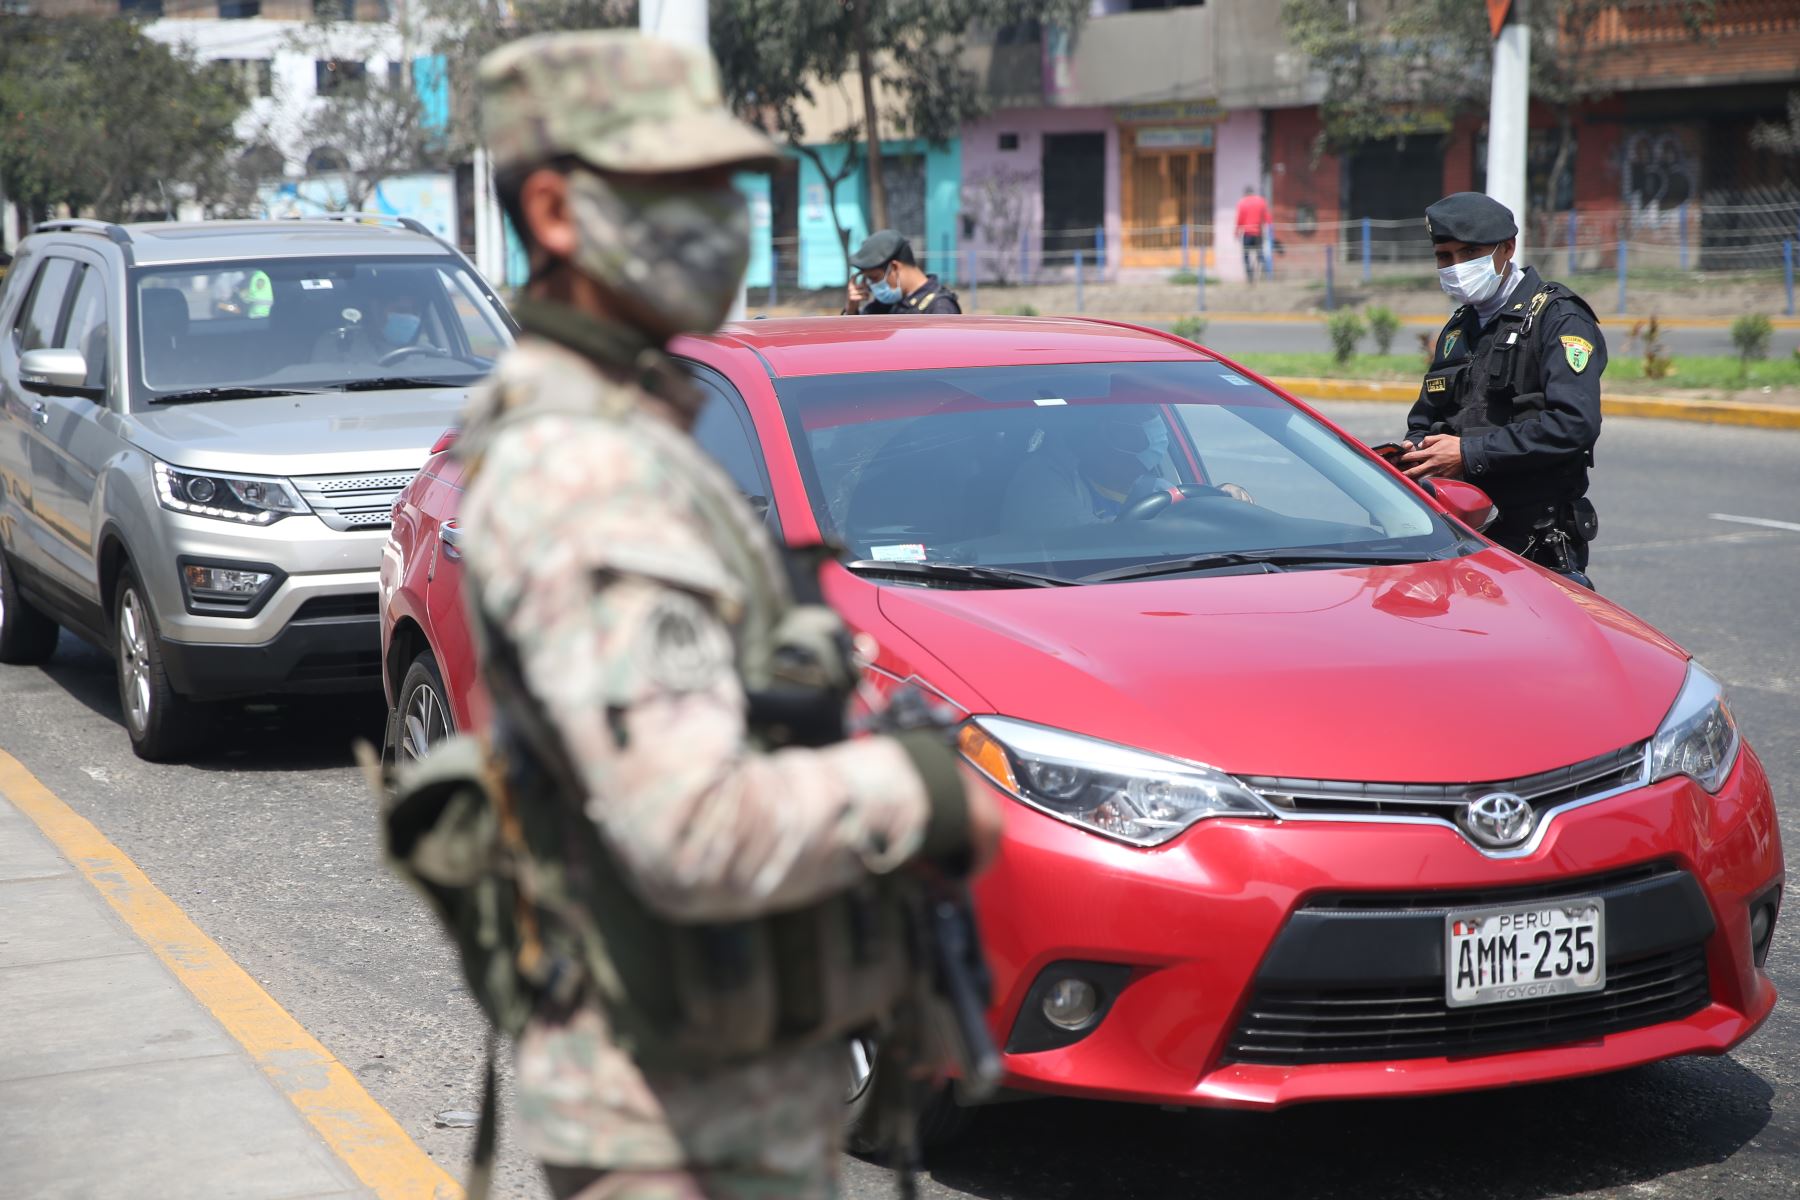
[280,212,434,238]
[34,218,134,247]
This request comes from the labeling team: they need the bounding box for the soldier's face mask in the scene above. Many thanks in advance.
[1437,247,1506,307]
[567,167,750,336]
[868,264,902,305]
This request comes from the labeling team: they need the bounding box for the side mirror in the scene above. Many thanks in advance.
[19,348,97,399]
[1430,477,1499,534]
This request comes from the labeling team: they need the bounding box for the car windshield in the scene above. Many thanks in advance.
[129,255,511,404]
[777,360,1470,583]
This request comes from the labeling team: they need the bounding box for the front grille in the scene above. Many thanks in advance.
[1225,945,1710,1065]
[292,593,379,622]
[1304,861,1678,913]
[288,650,382,684]
[1242,742,1647,848]
[292,470,416,532]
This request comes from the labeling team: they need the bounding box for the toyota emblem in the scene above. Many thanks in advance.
[1460,791,1535,849]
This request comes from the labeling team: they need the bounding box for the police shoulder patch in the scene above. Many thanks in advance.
[636,590,733,693]
[1561,334,1594,373]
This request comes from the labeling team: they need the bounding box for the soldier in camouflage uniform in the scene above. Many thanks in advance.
[459,31,1001,1200]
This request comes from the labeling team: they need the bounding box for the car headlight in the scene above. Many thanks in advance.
[958,716,1272,847]
[154,462,309,525]
[1648,662,1741,794]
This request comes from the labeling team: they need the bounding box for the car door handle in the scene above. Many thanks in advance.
[30,402,49,425]
[439,520,463,557]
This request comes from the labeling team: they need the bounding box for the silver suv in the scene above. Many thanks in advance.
[0,216,514,759]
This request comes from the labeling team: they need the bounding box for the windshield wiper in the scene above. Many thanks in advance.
[844,559,1073,589]
[1082,550,1436,583]
[334,376,478,391]
[149,386,325,405]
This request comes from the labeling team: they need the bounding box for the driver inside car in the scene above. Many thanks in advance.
[1001,409,1251,531]
[313,286,427,365]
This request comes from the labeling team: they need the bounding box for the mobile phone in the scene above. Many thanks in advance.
[1370,442,1406,463]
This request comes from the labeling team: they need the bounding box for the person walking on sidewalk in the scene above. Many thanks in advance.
[842,229,961,314]
[436,30,1000,1200]
[1234,185,1271,283]
[1399,191,1606,588]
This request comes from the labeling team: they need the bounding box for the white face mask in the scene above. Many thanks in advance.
[1438,251,1505,307]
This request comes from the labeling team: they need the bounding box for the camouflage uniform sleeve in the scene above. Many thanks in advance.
[464,415,964,923]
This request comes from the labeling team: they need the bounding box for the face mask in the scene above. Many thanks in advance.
[567,169,750,336]
[869,269,901,305]
[1137,415,1170,471]
[383,313,421,346]
[1438,251,1505,306]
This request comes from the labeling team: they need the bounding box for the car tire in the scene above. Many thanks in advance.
[843,1038,977,1155]
[386,650,455,766]
[0,550,60,665]
[114,569,206,762]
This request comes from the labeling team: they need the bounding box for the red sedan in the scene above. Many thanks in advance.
[380,316,1781,1119]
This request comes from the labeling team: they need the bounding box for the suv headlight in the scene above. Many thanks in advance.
[958,716,1272,847]
[154,462,309,525]
[1648,662,1741,794]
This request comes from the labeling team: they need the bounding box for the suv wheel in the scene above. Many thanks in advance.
[0,550,60,664]
[387,650,455,765]
[114,570,205,761]
[844,1038,976,1154]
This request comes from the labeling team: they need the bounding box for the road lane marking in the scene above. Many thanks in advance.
[1709,513,1800,533]
[0,747,461,1200]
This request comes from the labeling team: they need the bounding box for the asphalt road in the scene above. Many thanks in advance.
[1191,318,1777,362]
[1,403,1795,1200]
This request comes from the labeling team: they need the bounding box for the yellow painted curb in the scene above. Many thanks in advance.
[1262,376,1800,430]
[0,749,462,1200]
[758,307,1800,332]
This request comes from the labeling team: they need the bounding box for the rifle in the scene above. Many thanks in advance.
[747,544,1003,1196]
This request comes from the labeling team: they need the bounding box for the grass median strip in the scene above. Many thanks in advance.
[0,747,461,1200]
[1230,351,1800,392]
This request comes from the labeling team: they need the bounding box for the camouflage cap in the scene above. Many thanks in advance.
[478,30,781,176]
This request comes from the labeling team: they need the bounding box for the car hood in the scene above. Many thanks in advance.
[124,388,468,475]
[875,551,1688,783]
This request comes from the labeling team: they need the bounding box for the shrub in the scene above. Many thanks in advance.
[1417,330,1435,366]
[1001,304,1039,317]
[1630,316,1673,380]
[1170,315,1208,342]
[1326,311,1365,366]
[1168,270,1199,286]
[1365,306,1401,356]
[1731,314,1773,374]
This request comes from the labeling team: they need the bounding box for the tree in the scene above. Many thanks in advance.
[0,15,244,221]
[1750,91,1800,158]
[430,0,1085,269]
[295,76,438,211]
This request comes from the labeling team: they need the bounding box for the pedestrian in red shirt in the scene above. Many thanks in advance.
[1235,185,1271,283]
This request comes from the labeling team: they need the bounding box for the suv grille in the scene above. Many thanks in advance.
[1241,742,1647,849]
[1224,945,1709,1066]
[293,471,417,531]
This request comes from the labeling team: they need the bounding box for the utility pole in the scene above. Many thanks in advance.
[640,0,746,321]
[1485,0,1531,262]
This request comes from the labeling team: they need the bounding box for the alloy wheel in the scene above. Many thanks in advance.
[118,589,153,733]
[847,1036,876,1105]
[399,678,451,763]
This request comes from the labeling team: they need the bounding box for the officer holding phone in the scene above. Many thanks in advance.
[1398,192,1605,587]
[842,229,961,315]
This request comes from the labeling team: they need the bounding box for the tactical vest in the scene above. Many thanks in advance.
[1419,282,1595,506]
[380,366,914,1073]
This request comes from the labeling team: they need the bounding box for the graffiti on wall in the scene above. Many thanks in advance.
[1619,128,1697,227]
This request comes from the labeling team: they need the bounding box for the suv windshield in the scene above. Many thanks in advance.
[130,255,511,404]
[777,361,1470,583]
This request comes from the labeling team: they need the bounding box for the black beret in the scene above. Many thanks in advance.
[849,229,908,270]
[1424,193,1518,245]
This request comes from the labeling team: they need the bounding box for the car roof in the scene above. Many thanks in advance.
[695,316,1210,378]
[29,219,451,266]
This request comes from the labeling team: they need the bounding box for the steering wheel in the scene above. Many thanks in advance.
[377,343,454,368]
[1121,483,1235,521]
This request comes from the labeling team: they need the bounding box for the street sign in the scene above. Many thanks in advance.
[1488,0,1512,38]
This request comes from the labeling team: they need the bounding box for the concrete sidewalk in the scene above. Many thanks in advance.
[0,790,373,1199]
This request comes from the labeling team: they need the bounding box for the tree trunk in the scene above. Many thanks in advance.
[795,140,862,273]
[853,0,888,234]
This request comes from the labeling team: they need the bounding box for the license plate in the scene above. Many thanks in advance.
[1445,897,1606,1008]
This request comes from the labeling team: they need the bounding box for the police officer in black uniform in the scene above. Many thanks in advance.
[842,229,962,315]
[1400,192,1605,587]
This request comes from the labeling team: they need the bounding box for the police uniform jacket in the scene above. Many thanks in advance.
[847,273,962,315]
[1406,264,1606,513]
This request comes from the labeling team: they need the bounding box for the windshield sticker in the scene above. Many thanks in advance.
[871,543,928,563]
[300,279,334,290]
[1218,372,1252,386]
[340,307,363,323]
[1033,397,1068,406]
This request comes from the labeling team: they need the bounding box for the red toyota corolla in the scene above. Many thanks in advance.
[380,316,1781,1122]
